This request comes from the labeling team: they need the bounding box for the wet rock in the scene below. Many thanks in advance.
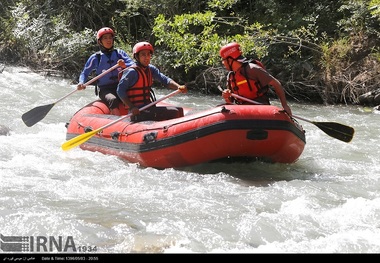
[0,124,10,136]
[374,93,380,105]
[358,88,380,109]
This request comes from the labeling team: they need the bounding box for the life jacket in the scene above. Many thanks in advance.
[93,49,122,95]
[95,49,121,86]
[119,65,156,106]
[227,60,268,104]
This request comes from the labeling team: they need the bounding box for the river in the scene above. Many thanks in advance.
[0,65,379,254]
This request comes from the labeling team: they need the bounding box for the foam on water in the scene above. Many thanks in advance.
[0,66,380,253]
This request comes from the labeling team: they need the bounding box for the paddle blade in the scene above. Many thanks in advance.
[312,121,355,143]
[22,103,55,127]
[61,128,101,151]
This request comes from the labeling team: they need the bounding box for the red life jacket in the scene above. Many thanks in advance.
[227,60,268,104]
[119,65,155,106]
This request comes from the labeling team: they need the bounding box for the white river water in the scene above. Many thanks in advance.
[0,66,379,255]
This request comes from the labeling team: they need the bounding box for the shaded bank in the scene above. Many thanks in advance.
[358,88,380,110]
[0,1,379,106]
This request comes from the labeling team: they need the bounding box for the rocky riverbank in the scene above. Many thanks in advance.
[358,89,380,111]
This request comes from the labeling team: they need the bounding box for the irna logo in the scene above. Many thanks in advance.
[0,234,77,252]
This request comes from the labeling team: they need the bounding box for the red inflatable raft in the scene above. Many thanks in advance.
[65,100,306,169]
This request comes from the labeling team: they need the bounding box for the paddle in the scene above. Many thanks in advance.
[21,62,122,127]
[61,88,182,151]
[218,86,355,143]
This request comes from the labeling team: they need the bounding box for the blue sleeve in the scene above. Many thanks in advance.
[117,49,134,67]
[149,65,172,86]
[78,54,98,84]
[117,69,139,100]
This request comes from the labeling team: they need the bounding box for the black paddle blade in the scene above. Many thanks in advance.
[312,121,355,143]
[21,103,55,127]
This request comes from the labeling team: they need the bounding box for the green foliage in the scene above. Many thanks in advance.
[320,38,351,70]
[153,11,270,72]
[153,12,219,70]
[3,2,96,74]
[338,0,373,34]
[0,0,379,103]
[207,0,237,10]
[369,0,380,19]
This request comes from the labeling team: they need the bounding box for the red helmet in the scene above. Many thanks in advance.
[96,27,114,41]
[219,42,242,60]
[132,42,154,57]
